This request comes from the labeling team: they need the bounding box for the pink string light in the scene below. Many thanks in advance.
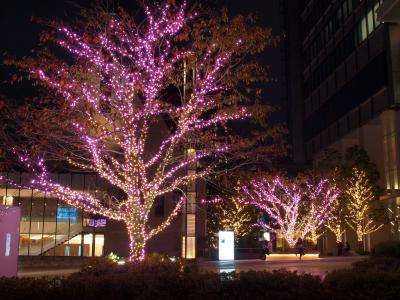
[242,176,339,247]
[1,1,249,261]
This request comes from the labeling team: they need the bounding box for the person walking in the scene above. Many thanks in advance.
[295,238,305,260]
[267,240,273,255]
[262,240,270,260]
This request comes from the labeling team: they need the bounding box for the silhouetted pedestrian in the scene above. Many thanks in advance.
[295,238,305,260]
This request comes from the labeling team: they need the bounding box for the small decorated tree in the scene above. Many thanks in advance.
[205,190,254,248]
[345,168,383,250]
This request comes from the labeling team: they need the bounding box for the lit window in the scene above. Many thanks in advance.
[374,3,381,26]
[182,236,196,259]
[2,195,13,206]
[367,9,374,34]
[362,17,368,41]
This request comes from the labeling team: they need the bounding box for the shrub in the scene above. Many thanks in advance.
[373,241,400,258]
[324,269,400,300]
[77,252,198,277]
[352,256,400,272]
[0,270,325,300]
[2,263,400,300]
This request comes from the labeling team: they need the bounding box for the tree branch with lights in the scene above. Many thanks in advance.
[1,2,252,261]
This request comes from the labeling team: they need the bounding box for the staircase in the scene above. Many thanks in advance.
[19,222,83,256]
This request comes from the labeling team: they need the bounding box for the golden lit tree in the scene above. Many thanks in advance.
[345,168,383,248]
[205,192,254,247]
[326,206,346,243]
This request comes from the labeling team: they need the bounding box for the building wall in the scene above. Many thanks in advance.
[284,0,399,253]
[300,0,387,158]
[1,172,206,258]
[281,0,306,163]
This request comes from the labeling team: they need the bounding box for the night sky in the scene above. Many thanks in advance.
[0,0,283,122]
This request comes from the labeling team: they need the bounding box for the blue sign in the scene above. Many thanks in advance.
[56,207,78,222]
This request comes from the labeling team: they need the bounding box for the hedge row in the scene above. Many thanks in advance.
[1,268,400,300]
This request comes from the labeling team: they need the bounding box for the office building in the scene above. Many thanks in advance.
[283,0,400,252]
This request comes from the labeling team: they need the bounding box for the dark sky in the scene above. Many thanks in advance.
[0,0,283,121]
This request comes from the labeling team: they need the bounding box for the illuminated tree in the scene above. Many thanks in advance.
[302,178,340,244]
[205,191,254,248]
[0,2,251,261]
[326,206,346,243]
[345,168,383,247]
[242,175,339,247]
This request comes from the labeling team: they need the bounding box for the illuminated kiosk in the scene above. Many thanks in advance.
[0,206,21,277]
[218,231,234,260]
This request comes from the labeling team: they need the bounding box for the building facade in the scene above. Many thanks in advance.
[283,0,400,253]
[0,172,206,259]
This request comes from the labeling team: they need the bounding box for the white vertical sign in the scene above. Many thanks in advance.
[218,231,234,260]
[5,233,11,256]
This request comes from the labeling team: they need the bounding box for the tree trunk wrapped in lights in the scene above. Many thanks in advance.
[345,168,383,246]
[0,2,252,262]
[326,205,346,243]
[242,175,339,247]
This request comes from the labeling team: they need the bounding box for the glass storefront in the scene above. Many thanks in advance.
[0,173,106,257]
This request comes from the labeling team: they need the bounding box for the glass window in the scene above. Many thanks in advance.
[361,17,368,41]
[41,235,56,256]
[19,234,30,256]
[342,1,348,19]
[348,0,353,13]
[30,197,45,234]
[374,2,381,26]
[43,197,57,234]
[29,234,43,256]
[337,7,343,24]
[367,9,374,34]
[68,235,85,256]
[19,196,32,224]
